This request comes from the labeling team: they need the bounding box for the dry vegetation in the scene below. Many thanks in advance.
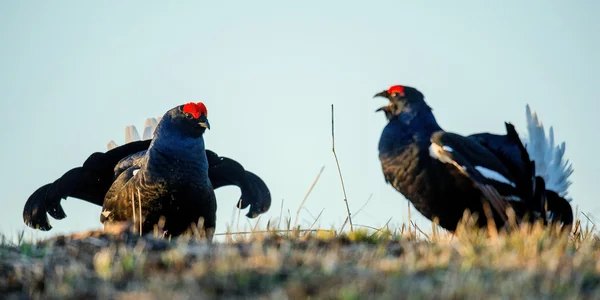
[1,211,600,300]
[1,109,592,299]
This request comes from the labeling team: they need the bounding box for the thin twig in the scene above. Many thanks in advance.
[411,220,419,239]
[581,211,597,228]
[277,199,284,230]
[383,217,393,229]
[353,193,374,217]
[354,224,381,231]
[308,208,325,231]
[411,220,430,240]
[252,216,262,232]
[339,216,349,235]
[131,191,136,233]
[246,218,253,231]
[407,201,411,236]
[293,165,325,231]
[332,104,354,232]
[236,199,242,232]
[356,217,393,236]
[373,217,394,238]
[137,188,142,236]
[302,207,318,221]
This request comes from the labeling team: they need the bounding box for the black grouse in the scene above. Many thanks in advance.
[23,102,271,238]
[374,85,572,231]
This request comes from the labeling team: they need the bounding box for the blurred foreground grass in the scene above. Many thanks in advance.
[1,215,600,299]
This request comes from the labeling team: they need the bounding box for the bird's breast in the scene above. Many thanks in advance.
[145,147,210,186]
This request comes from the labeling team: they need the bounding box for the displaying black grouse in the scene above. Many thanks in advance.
[375,85,572,231]
[23,102,271,238]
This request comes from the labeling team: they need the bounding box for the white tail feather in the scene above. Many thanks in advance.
[142,118,158,140]
[107,140,118,151]
[522,104,573,200]
[106,117,161,151]
[125,125,141,143]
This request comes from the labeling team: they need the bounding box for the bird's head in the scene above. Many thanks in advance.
[374,85,429,120]
[162,102,210,138]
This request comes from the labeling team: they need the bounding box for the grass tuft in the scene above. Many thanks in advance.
[2,210,598,298]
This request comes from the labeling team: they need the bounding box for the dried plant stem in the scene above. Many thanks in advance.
[407,201,411,236]
[581,211,597,228]
[131,191,137,232]
[236,199,242,232]
[354,193,374,217]
[339,217,349,235]
[354,224,381,231]
[308,208,325,231]
[482,201,499,239]
[411,220,430,240]
[137,188,142,236]
[293,165,325,231]
[277,199,284,229]
[332,104,354,232]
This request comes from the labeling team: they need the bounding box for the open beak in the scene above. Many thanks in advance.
[374,90,391,113]
[375,105,389,113]
[373,90,389,99]
[375,102,393,113]
[199,116,211,130]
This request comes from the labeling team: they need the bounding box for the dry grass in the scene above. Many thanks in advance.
[1,212,600,300]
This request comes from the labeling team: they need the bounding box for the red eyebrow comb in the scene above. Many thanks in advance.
[387,85,405,95]
[183,102,208,119]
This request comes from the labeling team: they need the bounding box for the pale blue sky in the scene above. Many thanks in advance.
[1,1,598,239]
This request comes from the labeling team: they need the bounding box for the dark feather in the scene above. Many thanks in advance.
[23,141,270,230]
[23,140,151,230]
[206,150,271,218]
[430,131,522,222]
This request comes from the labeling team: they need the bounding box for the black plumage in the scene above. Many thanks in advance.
[23,102,271,238]
[375,85,570,231]
[470,125,573,227]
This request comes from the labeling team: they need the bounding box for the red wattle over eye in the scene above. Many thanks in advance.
[183,102,208,119]
[387,85,405,95]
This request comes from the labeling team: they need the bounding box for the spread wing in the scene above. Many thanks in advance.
[429,131,523,222]
[23,140,152,230]
[206,150,271,218]
[25,138,271,231]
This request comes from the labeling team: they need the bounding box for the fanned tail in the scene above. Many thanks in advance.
[522,105,574,200]
[107,117,161,150]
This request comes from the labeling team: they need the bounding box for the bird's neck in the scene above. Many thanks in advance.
[378,103,442,155]
[145,122,209,182]
[150,134,206,158]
